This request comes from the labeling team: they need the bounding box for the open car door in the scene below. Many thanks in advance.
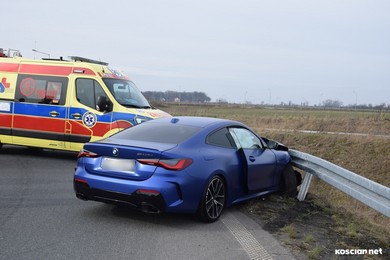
[230,128,277,192]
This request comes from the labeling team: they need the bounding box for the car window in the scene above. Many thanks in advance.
[113,122,201,144]
[206,128,236,148]
[15,75,68,105]
[76,78,109,111]
[229,128,262,149]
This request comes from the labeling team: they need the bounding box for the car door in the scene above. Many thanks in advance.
[68,77,113,151]
[12,74,68,149]
[229,127,277,192]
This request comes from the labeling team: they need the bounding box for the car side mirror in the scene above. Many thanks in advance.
[267,140,279,149]
[266,139,288,151]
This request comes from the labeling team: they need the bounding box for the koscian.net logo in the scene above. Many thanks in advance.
[335,248,383,255]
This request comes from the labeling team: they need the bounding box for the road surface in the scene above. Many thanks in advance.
[0,145,294,260]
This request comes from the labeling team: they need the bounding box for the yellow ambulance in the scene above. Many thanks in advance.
[0,53,170,151]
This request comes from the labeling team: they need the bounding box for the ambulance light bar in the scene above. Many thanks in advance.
[69,56,109,66]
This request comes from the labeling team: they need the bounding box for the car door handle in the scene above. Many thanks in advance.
[249,156,255,162]
[71,113,82,119]
[49,111,60,117]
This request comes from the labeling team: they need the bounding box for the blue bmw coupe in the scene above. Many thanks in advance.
[74,116,300,222]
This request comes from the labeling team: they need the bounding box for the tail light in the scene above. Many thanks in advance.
[135,189,161,196]
[77,149,99,158]
[74,178,88,184]
[137,158,192,171]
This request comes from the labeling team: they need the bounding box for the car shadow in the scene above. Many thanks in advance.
[0,144,78,161]
[113,205,223,229]
[83,203,228,230]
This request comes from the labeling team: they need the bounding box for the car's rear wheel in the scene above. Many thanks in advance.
[197,176,226,223]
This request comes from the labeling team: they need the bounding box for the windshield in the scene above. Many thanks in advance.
[103,78,151,108]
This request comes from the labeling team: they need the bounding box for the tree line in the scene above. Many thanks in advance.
[143,91,388,110]
[320,99,388,109]
[143,91,211,103]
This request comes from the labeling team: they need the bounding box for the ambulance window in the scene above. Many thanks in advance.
[15,75,68,105]
[76,78,109,111]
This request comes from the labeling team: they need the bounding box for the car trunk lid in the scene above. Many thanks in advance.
[81,140,177,181]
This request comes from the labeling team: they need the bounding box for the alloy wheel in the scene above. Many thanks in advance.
[205,177,225,219]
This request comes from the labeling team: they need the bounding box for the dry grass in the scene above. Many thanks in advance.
[159,103,390,238]
[159,103,390,135]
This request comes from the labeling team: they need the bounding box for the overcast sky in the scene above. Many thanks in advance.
[2,0,389,105]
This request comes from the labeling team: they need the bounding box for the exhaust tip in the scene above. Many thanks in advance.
[76,193,88,201]
[140,203,161,214]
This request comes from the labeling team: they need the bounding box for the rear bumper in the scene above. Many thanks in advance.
[74,180,166,213]
[73,165,203,214]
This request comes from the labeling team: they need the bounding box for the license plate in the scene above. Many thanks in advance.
[101,157,135,172]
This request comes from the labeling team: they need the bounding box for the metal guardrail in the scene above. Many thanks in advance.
[289,149,390,218]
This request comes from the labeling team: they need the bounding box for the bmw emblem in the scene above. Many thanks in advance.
[112,148,119,156]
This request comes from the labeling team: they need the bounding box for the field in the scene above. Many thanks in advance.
[158,103,390,259]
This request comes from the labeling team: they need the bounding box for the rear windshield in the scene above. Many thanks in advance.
[112,123,201,144]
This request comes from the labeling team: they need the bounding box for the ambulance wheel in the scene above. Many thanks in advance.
[0,143,2,150]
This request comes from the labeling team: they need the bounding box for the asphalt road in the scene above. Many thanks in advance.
[0,145,294,260]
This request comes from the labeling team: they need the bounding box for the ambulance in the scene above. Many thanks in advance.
[0,50,170,152]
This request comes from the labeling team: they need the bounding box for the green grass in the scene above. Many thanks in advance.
[346,223,360,238]
[281,224,298,239]
[303,234,315,244]
[308,246,323,259]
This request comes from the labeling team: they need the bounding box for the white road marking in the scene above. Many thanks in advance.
[221,212,273,260]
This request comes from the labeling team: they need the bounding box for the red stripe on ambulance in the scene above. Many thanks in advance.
[13,115,65,133]
[19,64,73,76]
[0,63,19,72]
[68,120,113,137]
[0,114,12,128]
[17,64,96,76]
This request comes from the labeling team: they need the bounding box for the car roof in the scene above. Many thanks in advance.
[147,116,242,128]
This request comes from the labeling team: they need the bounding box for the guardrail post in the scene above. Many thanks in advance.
[297,171,313,201]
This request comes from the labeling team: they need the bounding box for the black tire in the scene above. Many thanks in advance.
[295,170,302,186]
[197,176,226,223]
[281,163,298,197]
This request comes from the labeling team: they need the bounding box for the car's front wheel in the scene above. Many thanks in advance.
[197,176,226,223]
[281,162,299,197]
